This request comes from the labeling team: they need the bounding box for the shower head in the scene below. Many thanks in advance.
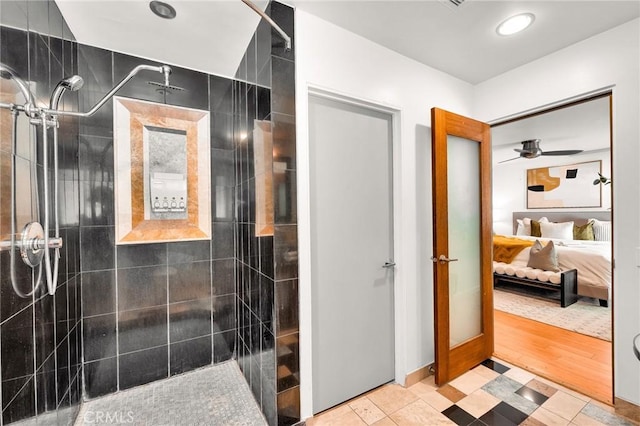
[49,75,85,109]
[0,63,36,107]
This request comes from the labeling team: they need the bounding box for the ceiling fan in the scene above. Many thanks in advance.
[499,139,583,163]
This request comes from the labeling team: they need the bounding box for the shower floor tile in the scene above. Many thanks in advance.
[75,360,266,425]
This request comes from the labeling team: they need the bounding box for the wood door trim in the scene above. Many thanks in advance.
[431,107,494,385]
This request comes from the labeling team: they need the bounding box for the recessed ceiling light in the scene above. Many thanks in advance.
[149,1,176,20]
[496,13,535,36]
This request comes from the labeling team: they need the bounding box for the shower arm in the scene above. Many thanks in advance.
[42,64,172,118]
[241,0,291,51]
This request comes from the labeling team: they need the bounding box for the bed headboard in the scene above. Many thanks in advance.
[512,211,611,234]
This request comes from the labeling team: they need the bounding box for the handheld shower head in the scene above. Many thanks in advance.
[49,75,85,109]
[0,63,36,107]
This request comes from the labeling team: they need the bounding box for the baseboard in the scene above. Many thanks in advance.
[404,363,434,387]
[615,397,640,424]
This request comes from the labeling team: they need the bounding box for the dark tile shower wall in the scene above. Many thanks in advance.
[77,47,238,399]
[235,3,298,425]
[0,1,81,425]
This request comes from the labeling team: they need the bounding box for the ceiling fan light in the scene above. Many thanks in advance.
[496,13,535,36]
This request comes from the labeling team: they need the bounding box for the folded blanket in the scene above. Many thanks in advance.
[493,235,535,263]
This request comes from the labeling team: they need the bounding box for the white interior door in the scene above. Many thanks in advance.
[309,94,395,414]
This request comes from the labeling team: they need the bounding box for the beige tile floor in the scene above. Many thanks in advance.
[306,358,638,426]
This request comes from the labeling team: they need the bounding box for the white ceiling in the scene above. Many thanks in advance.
[491,96,611,165]
[56,1,640,84]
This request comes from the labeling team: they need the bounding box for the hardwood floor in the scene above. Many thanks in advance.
[494,309,613,405]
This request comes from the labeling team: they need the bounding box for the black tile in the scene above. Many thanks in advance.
[56,338,70,403]
[272,112,296,170]
[2,376,35,424]
[117,243,167,268]
[36,360,57,415]
[212,148,235,188]
[442,405,477,426]
[168,240,211,264]
[118,306,168,354]
[274,170,296,225]
[29,31,51,103]
[277,385,300,426]
[77,44,114,138]
[261,324,276,390]
[212,185,235,222]
[119,345,168,390]
[26,0,48,35]
[83,313,117,361]
[275,279,298,337]
[257,86,271,120]
[274,225,298,280]
[481,359,510,374]
[169,299,212,343]
[209,75,233,113]
[212,222,235,259]
[212,258,235,296]
[277,333,299,392]
[1,306,34,379]
[0,249,33,322]
[34,296,55,369]
[270,1,295,60]
[515,385,548,405]
[478,409,518,426]
[81,270,116,317]
[260,276,275,326]
[213,330,235,363]
[0,1,28,31]
[169,335,212,376]
[246,34,257,85]
[260,236,274,279]
[488,402,529,425]
[80,226,115,271]
[83,357,117,399]
[55,282,69,344]
[271,58,295,116]
[211,112,234,150]
[0,27,29,96]
[213,294,236,333]
[117,265,167,311]
[168,261,211,303]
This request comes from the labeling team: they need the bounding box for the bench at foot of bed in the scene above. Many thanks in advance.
[493,269,578,308]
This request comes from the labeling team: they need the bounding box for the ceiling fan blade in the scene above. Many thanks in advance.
[498,156,521,163]
[513,149,528,153]
[540,149,584,156]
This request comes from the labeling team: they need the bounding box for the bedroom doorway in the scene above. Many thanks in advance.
[490,93,614,404]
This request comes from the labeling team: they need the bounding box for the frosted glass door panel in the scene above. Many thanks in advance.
[447,135,482,347]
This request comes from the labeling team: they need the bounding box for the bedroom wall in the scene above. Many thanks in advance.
[493,150,612,235]
[294,9,474,419]
[474,18,640,407]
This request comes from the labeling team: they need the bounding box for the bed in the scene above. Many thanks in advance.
[493,211,612,303]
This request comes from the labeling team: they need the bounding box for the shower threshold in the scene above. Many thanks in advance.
[75,360,266,425]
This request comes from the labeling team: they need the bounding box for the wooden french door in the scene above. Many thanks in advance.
[431,107,493,385]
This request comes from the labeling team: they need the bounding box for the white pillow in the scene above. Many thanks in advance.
[589,219,612,241]
[540,221,574,240]
[516,218,531,236]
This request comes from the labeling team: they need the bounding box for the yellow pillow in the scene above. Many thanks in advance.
[530,220,542,237]
[573,221,595,240]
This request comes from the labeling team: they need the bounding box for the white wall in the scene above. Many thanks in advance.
[493,151,612,235]
[294,9,474,418]
[475,19,640,406]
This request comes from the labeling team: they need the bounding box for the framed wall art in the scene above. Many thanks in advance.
[527,160,601,209]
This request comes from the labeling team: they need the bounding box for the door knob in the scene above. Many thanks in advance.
[382,261,396,268]
[430,255,459,264]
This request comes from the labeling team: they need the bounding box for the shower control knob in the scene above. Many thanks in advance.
[179,202,185,208]
[171,201,177,208]
[154,201,160,208]
[163,201,169,208]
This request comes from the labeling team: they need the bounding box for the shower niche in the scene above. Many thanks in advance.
[113,97,211,244]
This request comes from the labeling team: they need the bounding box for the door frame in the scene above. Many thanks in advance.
[487,87,615,402]
[301,85,405,414]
